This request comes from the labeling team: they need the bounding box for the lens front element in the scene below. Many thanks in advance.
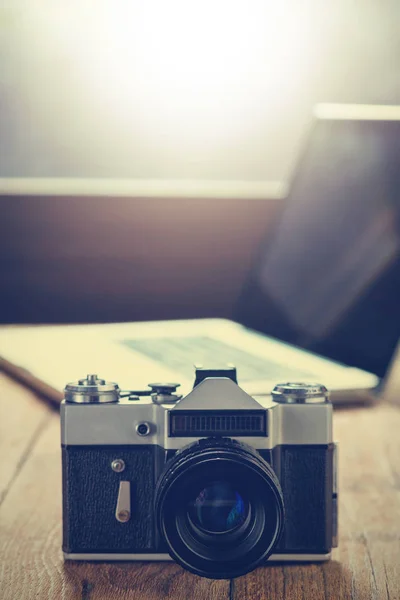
[190,481,247,533]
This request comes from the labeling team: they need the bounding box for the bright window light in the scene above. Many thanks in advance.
[2,1,320,179]
[37,1,315,130]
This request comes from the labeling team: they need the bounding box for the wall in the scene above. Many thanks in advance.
[0,194,282,324]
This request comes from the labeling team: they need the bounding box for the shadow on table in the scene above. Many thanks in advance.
[62,559,353,599]
[230,560,354,599]
[62,560,230,599]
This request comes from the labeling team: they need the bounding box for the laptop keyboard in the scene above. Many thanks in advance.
[122,336,314,383]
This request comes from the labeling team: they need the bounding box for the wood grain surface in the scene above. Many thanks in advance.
[0,371,400,599]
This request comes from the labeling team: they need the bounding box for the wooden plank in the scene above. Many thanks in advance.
[232,404,400,599]
[0,408,230,600]
[230,561,353,600]
[0,372,53,504]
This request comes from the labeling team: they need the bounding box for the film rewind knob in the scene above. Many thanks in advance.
[64,374,120,404]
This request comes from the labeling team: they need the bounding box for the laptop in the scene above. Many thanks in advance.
[1,103,399,406]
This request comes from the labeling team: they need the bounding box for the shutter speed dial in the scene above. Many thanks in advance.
[271,382,329,404]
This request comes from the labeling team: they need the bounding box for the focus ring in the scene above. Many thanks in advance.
[156,437,283,508]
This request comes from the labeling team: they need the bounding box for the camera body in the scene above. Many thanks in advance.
[61,369,337,579]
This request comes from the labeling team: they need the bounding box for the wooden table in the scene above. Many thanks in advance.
[1,371,400,599]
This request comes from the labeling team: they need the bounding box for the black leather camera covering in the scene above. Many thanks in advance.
[62,445,166,553]
[270,444,334,553]
[62,443,333,555]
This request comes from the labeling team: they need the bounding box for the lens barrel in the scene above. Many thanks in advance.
[155,438,284,579]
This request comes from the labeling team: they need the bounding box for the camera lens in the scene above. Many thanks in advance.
[190,481,247,533]
[155,438,284,579]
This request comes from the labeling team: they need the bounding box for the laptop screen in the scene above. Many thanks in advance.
[237,110,400,378]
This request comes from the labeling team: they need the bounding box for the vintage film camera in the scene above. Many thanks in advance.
[61,367,337,579]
